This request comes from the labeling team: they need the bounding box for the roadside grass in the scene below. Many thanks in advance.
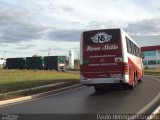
[144,69,160,76]
[0,69,80,94]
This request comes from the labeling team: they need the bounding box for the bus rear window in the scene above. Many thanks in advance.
[83,29,121,45]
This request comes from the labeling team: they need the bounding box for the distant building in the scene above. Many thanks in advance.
[74,59,80,69]
[69,50,74,69]
[141,45,160,69]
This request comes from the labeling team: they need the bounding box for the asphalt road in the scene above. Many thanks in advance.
[0,76,160,120]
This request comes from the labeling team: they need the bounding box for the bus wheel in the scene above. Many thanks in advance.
[128,75,137,90]
[134,75,138,87]
[138,79,142,82]
[128,83,135,90]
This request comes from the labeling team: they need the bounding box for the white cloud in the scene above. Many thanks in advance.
[47,29,82,42]
[132,35,160,47]
[0,0,160,58]
[0,3,49,43]
[124,17,160,35]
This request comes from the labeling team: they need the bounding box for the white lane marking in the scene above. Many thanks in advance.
[147,105,160,120]
[147,76,160,82]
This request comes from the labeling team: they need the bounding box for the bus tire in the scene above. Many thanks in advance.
[128,74,137,90]
[138,79,142,82]
[128,83,135,90]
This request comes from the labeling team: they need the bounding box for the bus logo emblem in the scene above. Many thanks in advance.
[91,32,112,43]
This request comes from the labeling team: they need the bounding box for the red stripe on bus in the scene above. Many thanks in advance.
[128,57,143,85]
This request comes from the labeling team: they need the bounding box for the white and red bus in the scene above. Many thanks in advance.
[80,28,143,91]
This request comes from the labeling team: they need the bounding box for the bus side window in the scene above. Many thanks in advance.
[130,41,133,54]
[132,42,135,55]
[138,48,141,57]
[126,38,130,53]
[133,44,136,55]
[137,48,140,57]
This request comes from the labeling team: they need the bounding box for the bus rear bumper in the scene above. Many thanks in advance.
[80,78,128,86]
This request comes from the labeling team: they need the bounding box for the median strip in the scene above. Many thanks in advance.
[0,69,80,101]
[0,83,82,106]
[0,82,66,96]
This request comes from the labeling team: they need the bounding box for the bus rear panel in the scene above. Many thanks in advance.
[80,28,143,91]
[80,29,128,85]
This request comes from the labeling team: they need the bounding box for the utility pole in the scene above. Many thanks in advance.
[48,48,50,56]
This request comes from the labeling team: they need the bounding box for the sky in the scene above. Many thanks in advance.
[0,0,160,58]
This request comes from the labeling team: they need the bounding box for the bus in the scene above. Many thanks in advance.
[80,28,143,91]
